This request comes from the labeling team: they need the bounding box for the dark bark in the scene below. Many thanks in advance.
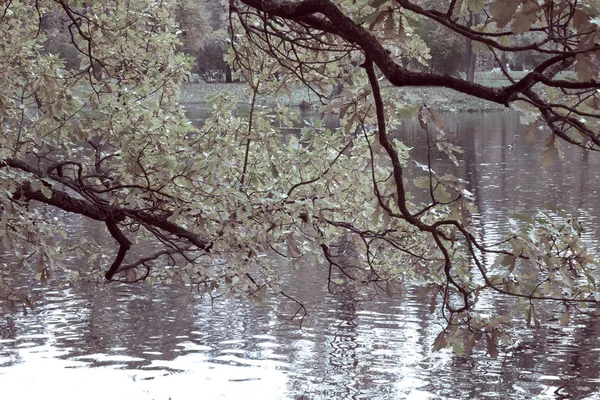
[225,64,233,83]
[104,217,132,280]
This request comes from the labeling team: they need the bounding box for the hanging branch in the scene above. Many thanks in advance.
[104,215,132,280]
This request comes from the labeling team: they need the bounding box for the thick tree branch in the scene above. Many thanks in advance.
[235,0,600,150]
[237,0,519,105]
[240,1,542,101]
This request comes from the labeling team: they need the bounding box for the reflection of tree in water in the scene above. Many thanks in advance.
[0,316,18,367]
[421,308,600,398]
[509,313,600,399]
[287,287,416,399]
[326,295,360,400]
[2,275,289,373]
[1,282,201,371]
[273,253,363,399]
[76,283,199,368]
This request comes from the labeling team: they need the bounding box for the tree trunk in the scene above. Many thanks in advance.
[466,44,477,82]
[225,64,232,83]
[464,11,478,83]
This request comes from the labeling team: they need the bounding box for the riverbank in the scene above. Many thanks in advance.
[180,82,504,112]
[180,71,571,112]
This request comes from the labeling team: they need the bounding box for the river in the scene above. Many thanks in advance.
[1,110,600,399]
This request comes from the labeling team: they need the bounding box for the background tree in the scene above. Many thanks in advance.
[411,0,481,79]
[463,9,482,81]
[415,18,464,76]
[1,0,600,356]
[174,0,211,56]
[175,0,232,82]
[40,10,78,68]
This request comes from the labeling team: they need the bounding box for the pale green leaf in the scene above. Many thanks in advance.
[40,184,53,200]
[452,341,465,356]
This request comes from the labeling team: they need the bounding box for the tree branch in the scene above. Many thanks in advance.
[104,216,132,280]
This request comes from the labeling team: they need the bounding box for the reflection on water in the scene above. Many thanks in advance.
[2,110,600,399]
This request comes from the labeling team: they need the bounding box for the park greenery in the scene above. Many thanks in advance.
[1,0,600,356]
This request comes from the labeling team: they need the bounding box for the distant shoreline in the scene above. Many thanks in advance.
[180,71,573,112]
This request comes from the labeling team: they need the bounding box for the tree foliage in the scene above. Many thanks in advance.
[2,0,600,355]
[174,0,212,55]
